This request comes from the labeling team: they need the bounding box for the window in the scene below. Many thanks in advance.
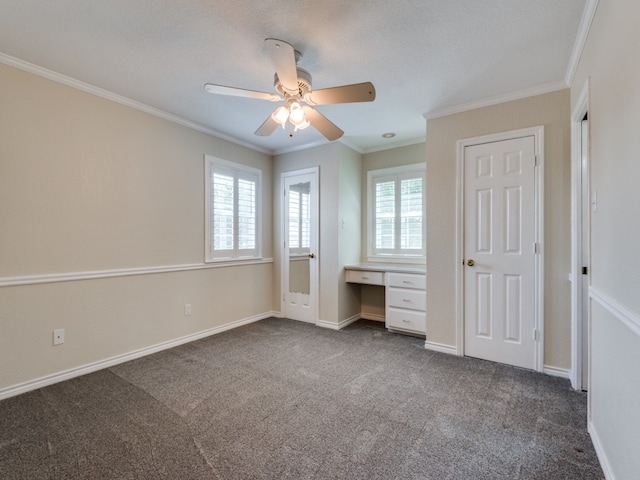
[367,164,425,260]
[205,155,261,261]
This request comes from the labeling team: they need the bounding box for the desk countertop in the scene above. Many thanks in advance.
[344,263,426,275]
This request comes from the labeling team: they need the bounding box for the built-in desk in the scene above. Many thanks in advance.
[345,264,426,336]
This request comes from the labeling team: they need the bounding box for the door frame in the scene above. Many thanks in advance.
[455,126,545,372]
[281,167,319,324]
[570,80,590,391]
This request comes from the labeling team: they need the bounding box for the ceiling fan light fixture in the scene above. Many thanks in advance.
[272,105,289,127]
[294,118,310,131]
[288,102,306,126]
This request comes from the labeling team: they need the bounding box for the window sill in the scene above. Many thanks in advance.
[366,256,425,265]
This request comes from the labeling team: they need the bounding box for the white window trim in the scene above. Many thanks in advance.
[204,155,262,263]
[366,163,426,263]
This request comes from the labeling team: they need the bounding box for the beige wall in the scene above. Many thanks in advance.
[0,64,274,393]
[274,143,363,326]
[571,0,640,477]
[426,89,571,369]
[274,144,339,323]
[360,142,427,318]
[337,144,363,322]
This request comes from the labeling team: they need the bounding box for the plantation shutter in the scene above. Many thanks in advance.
[372,171,424,256]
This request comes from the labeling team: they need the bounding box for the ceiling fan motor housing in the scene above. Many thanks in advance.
[275,68,312,98]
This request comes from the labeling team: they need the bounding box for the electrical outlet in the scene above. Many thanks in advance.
[53,329,65,346]
[184,304,192,316]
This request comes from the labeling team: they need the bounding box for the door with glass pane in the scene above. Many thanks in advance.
[282,168,318,323]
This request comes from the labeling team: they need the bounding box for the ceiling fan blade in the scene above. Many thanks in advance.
[302,106,344,141]
[255,114,280,136]
[304,82,376,105]
[265,38,299,95]
[204,83,281,102]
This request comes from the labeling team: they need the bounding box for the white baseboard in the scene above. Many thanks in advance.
[0,312,275,401]
[360,313,385,323]
[589,420,615,479]
[424,340,458,355]
[543,365,571,379]
[316,314,360,331]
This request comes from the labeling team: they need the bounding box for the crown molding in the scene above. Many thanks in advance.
[0,52,271,155]
[361,136,426,154]
[272,137,333,156]
[565,0,599,86]
[424,81,568,121]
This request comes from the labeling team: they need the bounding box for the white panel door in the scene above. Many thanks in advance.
[282,169,318,324]
[464,136,536,369]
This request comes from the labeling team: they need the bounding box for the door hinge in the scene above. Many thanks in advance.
[582,266,588,275]
[533,328,539,341]
[534,242,540,254]
[534,155,538,167]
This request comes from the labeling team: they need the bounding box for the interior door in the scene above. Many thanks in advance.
[463,136,536,369]
[282,169,318,323]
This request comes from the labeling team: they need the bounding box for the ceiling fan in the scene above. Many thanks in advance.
[204,38,376,141]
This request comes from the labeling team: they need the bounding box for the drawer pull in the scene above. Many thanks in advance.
[403,299,412,303]
[403,319,411,323]
[402,280,413,284]
[362,276,369,280]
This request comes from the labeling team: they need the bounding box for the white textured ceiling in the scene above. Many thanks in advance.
[0,0,587,154]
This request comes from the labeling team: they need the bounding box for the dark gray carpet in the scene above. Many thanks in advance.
[0,318,603,479]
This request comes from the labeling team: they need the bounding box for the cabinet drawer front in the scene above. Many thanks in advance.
[387,273,426,290]
[387,288,426,311]
[386,308,426,333]
[346,270,384,285]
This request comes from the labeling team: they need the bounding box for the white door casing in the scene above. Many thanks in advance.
[570,80,590,392]
[282,168,318,324]
[580,117,590,390]
[456,127,544,372]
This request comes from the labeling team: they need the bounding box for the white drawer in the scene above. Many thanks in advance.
[387,288,426,311]
[387,272,425,290]
[386,307,426,333]
[346,269,384,286]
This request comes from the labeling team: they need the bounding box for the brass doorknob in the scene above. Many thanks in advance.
[308,253,315,259]
[467,259,475,267]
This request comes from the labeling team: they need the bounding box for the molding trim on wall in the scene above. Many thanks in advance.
[543,366,571,380]
[424,340,458,356]
[590,287,640,338]
[316,315,361,331]
[588,421,615,480]
[565,0,600,86]
[0,52,270,155]
[0,311,277,401]
[360,137,427,155]
[424,81,567,120]
[0,259,274,288]
[274,137,331,156]
[360,313,385,323]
